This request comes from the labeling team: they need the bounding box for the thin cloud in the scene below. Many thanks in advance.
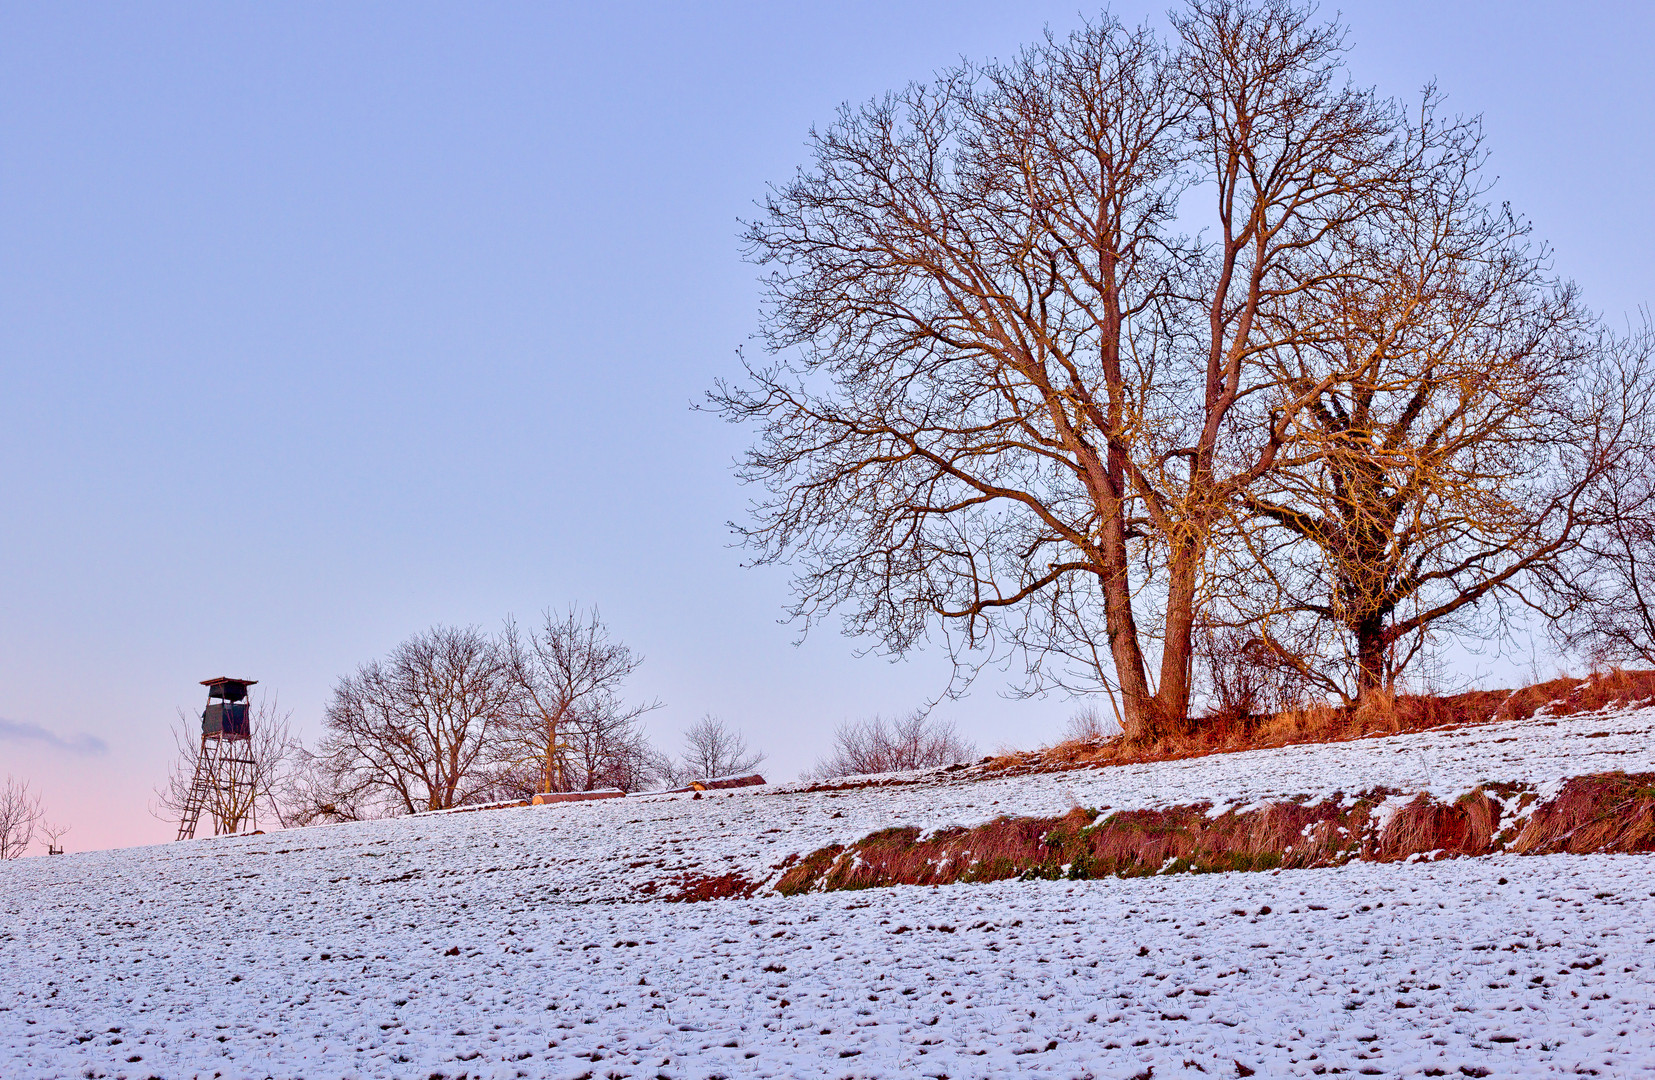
[0,717,108,756]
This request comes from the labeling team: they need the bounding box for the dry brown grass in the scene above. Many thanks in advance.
[775,772,1655,896]
[980,670,1655,780]
[1375,789,1506,860]
[1512,772,1655,855]
[782,672,1654,797]
[1042,737,1106,767]
[1540,669,1655,716]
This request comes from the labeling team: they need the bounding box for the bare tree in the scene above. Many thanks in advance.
[308,625,517,817]
[1196,624,1311,724]
[281,747,379,826]
[715,2,1442,742]
[661,715,764,785]
[1557,497,1655,666]
[1063,703,1121,743]
[499,608,660,795]
[154,693,303,834]
[1225,107,1641,702]
[40,821,71,856]
[1544,327,1655,665]
[0,775,44,860]
[809,711,976,779]
[558,714,660,793]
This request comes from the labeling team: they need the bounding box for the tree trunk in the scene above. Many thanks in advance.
[543,718,557,794]
[1140,536,1200,741]
[1353,616,1387,700]
[1095,466,1158,743]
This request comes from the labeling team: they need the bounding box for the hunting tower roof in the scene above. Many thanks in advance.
[200,677,258,702]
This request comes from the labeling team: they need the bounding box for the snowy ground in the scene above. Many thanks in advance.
[4,856,1654,1079]
[3,703,1654,1078]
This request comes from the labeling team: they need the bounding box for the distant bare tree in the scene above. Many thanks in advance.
[282,748,378,826]
[661,715,765,786]
[0,775,44,860]
[559,714,659,793]
[40,821,71,856]
[154,693,303,834]
[1197,627,1310,726]
[809,711,976,779]
[307,625,517,817]
[499,608,659,795]
[1557,498,1655,666]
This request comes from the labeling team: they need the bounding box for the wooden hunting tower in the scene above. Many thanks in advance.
[175,677,259,841]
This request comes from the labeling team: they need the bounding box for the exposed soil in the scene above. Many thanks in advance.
[773,771,1655,896]
[634,870,765,902]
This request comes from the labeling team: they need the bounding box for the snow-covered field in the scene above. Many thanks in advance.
[3,704,1654,1078]
[5,855,1654,1079]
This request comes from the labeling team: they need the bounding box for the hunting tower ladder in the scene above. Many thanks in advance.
[176,677,258,841]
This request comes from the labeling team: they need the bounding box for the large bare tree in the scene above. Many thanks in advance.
[1228,112,1639,700]
[499,607,659,795]
[715,2,1434,740]
[307,625,517,817]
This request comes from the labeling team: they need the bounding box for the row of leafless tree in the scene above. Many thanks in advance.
[155,608,772,827]
[715,0,1655,742]
[151,606,987,833]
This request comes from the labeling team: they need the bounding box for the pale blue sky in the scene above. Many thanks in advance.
[3,2,1651,850]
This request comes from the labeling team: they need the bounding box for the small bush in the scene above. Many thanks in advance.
[808,711,976,780]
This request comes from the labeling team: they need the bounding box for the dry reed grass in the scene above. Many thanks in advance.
[1512,772,1655,855]
[985,670,1655,779]
[1375,789,1505,860]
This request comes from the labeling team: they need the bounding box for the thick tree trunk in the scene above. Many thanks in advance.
[1105,591,1158,744]
[1151,536,1202,740]
[1353,617,1387,700]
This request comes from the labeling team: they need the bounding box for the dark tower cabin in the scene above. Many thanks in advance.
[202,677,254,739]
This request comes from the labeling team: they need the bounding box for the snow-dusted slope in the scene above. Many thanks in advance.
[42,700,1640,910]
[4,855,1653,1078]
[3,703,1654,1078]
